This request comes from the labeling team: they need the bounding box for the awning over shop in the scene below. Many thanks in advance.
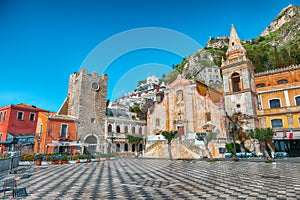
[0,133,34,145]
[273,129,300,140]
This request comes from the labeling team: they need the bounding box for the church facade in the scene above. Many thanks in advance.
[147,75,226,158]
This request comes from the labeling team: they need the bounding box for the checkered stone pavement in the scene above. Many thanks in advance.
[12,158,300,199]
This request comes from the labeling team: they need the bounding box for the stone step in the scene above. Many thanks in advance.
[144,143,200,159]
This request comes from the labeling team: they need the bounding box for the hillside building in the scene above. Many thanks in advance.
[106,103,146,154]
[116,75,166,107]
[183,50,223,89]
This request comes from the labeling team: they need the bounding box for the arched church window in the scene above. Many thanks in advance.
[176,90,183,104]
[132,126,135,134]
[231,72,241,92]
[155,118,160,127]
[107,124,112,133]
[116,125,120,133]
[206,112,211,122]
[124,126,128,133]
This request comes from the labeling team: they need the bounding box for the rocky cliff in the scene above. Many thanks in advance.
[162,5,300,84]
[260,4,299,41]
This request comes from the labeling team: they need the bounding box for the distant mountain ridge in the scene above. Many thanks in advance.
[206,4,300,48]
[162,5,300,85]
[260,4,299,40]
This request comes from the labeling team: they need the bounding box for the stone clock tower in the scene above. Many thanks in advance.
[221,25,257,129]
[59,68,108,153]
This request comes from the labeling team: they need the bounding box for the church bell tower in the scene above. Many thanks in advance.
[221,25,257,129]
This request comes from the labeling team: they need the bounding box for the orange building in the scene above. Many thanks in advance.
[34,112,79,154]
[255,65,300,156]
[0,103,48,153]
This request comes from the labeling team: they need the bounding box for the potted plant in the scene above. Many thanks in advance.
[61,155,69,164]
[34,155,42,166]
[21,153,34,162]
[50,157,59,165]
[0,154,9,160]
[95,154,101,162]
[68,155,79,164]
[79,155,87,163]
[90,154,97,162]
[100,154,106,161]
[109,153,116,160]
[86,155,92,163]
[41,154,51,165]
[105,154,111,161]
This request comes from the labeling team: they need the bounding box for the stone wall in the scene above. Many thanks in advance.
[67,68,108,153]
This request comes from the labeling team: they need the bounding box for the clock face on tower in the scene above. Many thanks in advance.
[91,82,100,91]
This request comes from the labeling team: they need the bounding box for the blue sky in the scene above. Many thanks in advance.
[0,0,298,111]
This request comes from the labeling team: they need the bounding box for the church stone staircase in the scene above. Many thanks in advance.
[143,141,200,159]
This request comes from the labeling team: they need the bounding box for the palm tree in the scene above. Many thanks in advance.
[161,130,178,160]
[196,132,217,160]
[248,128,274,162]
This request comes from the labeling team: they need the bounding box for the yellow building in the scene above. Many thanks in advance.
[256,65,300,156]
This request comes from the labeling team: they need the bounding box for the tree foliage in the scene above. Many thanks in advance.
[248,128,274,142]
[129,105,144,120]
[196,132,217,160]
[204,36,300,73]
[126,134,143,143]
[248,128,274,162]
[162,130,178,144]
[196,132,216,143]
[225,143,241,154]
[161,130,178,160]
